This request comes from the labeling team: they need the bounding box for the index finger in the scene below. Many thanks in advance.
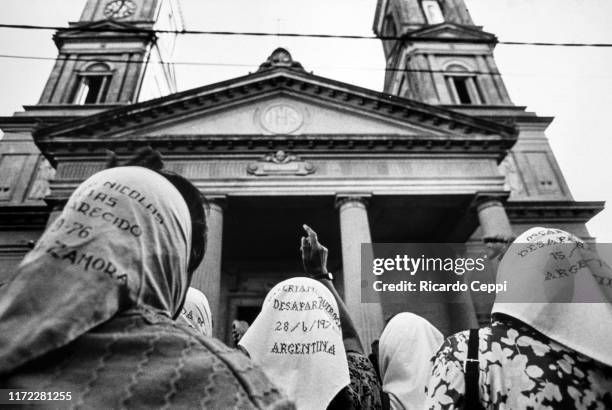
[303,224,318,244]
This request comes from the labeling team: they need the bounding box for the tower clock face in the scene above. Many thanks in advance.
[103,0,136,19]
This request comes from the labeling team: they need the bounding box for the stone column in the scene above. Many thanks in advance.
[191,196,225,337]
[471,194,514,323]
[475,194,513,242]
[474,193,514,286]
[336,194,383,350]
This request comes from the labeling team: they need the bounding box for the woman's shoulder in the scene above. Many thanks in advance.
[7,310,293,409]
[435,326,494,366]
[129,312,294,409]
[344,351,383,410]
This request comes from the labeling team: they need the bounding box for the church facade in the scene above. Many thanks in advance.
[0,0,603,347]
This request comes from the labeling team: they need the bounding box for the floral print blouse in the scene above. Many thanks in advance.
[424,315,612,409]
[328,351,382,409]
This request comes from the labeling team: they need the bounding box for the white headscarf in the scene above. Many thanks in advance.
[239,277,350,410]
[0,166,192,375]
[378,312,444,410]
[492,227,612,366]
[179,287,213,337]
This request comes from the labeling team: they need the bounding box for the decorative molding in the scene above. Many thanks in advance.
[257,48,305,72]
[0,205,50,229]
[204,195,227,212]
[335,194,372,210]
[0,244,34,255]
[37,135,515,168]
[470,190,511,212]
[402,23,498,44]
[33,68,517,147]
[247,150,315,176]
[505,201,604,223]
[258,103,304,134]
[53,20,155,48]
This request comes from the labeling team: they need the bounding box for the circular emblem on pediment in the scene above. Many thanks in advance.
[260,104,303,134]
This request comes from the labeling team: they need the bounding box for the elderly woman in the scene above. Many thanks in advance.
[378,313,443,409]
[179,287,213,337]
[240,225,382,409]
[424,227,612,409]
[0,153,291,409]
[239,276,350,409]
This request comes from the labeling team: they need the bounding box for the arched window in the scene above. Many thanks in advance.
[421,0,444,24]
[72,62,113,104]
[444,63,483,104]
[382,14,397,38]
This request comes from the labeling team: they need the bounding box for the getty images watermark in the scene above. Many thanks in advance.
[371,252,503,293]
[360,240,612,303]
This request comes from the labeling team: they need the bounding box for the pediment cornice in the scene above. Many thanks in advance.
[36,69,514,138]
[36,133,516,167]
[506,201,605,224]
[34,66,517,165]
[404,23,497,43]
[54,20,154,46]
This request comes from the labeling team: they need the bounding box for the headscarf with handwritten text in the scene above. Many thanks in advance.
[0,166,192,375]
[493,227,612,366]
[239,277,350,410]
[178,287,213,337]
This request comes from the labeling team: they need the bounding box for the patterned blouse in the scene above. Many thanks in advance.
[424,315,612,409]
[328,351,383,409]
[3,309,294,409]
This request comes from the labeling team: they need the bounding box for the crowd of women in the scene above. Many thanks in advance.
[0,149,610,409]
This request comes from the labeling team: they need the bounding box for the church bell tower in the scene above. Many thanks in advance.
[38,0,182,105]
[0,0,183,282]
[372,0,606,326]
[373,0,580,205]
[373,0,513,106]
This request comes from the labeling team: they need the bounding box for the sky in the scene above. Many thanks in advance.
[0,0,610,240]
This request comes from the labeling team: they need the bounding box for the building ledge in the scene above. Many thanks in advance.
[0,205,50,230]
[506,200,604,224]
[443,105,554,127]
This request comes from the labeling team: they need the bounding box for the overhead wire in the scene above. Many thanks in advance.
[0,23,610,47]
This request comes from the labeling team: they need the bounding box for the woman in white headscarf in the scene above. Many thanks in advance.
[0,151,291,409]
[240,225,382,410]
[179,287,213,336]
[424,227,612,409]
[240,276,350,410]
[378,313,443,409]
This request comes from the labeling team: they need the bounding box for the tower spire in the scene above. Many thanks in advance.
[38,0,183,106]
[373,0,512,106]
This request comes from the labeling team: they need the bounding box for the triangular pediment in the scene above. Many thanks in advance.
[35,60,515,145]
[407,23,497,42]
[126,94,449,138]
